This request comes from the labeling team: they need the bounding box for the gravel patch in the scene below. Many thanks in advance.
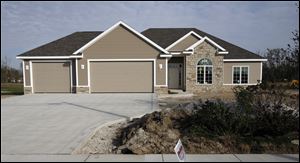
[72,120,127,154]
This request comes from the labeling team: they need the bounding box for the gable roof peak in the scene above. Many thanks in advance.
[73,21,169,54]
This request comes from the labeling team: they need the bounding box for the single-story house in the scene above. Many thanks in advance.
[16,21,267,94]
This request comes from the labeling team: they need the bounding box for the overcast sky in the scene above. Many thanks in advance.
[1,1,299,69]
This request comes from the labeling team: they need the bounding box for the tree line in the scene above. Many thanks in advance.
[262,3,299,83]
[262,30,299,83]
[1,57,22,83]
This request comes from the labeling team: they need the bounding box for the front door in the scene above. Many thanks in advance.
[168,63,183,89]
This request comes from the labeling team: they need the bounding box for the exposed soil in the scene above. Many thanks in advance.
[74,90,299,155]
[112,106,298,154]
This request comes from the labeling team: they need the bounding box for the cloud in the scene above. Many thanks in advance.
[1,1,299,68]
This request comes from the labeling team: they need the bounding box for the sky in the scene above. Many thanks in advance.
[1,1,299,69]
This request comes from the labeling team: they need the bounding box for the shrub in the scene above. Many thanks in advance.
[189,100,254,137]
[253,104,299,137]
[232,86,254,114]
[189,84,299,139]
[232,85,299,137]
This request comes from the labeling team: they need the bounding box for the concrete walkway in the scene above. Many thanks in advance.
[1,154,299,162]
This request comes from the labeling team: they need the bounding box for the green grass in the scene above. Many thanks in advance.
[1,83,24,95]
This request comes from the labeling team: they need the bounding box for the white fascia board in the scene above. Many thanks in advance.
[223,59,268,62]
[72,22,121,54]
[182,51,193,54]
[160,54,173,58]
[16,56,77,60]
[204,37,226,51]
[218,51,229,55]
[186,37,205,50]
[223,83,258,86]
[69,55,83,58]
[165,31,202,50]
[73,21,169,55]
[121,22,169,54]
[186,36,227,52]
[88,59,156,61]
[170,52,181,55]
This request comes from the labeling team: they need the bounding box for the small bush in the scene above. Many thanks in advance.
[233,86,254,114]
[189,100,254,137]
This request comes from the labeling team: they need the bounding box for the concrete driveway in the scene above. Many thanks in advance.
[1,94,157,155]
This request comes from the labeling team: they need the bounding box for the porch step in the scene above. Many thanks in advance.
[159,91,194,98]
[168,89,183,94]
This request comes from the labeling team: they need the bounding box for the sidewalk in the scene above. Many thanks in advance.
[1,154,299,162]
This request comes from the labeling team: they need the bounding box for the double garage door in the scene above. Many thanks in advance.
[90,61,153,93]
[31,61,153,93]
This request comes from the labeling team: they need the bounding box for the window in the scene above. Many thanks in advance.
[233,66,249,84]
[197,58,213,84]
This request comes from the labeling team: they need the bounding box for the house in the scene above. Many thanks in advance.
[16,21,267,94]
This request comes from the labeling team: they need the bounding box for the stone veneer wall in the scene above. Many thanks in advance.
[154,86,168,94]
[185,41,229,94]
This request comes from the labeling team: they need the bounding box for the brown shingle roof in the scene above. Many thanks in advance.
[18,31,102,56]
[18,28,264,60]
[142,28,264,59]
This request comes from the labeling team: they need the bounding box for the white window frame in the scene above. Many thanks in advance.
[232,66,250,85]
[196,59,213,85]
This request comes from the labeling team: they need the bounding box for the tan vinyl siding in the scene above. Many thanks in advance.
[78,25,166,86]
[90,61,153,92]
[83,25,161,58]
[77,58,88,85]
[32,62,71,93]
[169,34,200,51]
[223,62,261,84]
[24,60,31,86]
[156,58,167,85]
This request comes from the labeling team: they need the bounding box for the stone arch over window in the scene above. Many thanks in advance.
[197,58,213,84]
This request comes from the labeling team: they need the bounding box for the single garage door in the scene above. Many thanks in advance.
[32,62,71,93]
[90,61,153,93]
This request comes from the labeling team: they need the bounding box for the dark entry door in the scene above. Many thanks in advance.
[168,63,183,89]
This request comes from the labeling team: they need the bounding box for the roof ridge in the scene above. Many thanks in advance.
[75,31,103,33]
[144,28,197,30]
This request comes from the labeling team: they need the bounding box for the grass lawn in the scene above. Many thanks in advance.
[1,83,24,95]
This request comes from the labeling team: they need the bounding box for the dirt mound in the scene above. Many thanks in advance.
[113,108,186,154]
[113,103,233,154]
[113,100,298,154]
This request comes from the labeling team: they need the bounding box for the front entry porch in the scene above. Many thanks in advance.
[168,57,185,91]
